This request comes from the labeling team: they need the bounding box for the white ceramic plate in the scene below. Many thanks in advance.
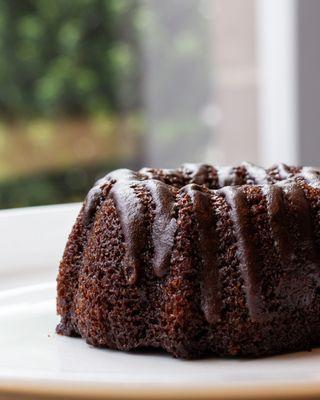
[1,204,320,400]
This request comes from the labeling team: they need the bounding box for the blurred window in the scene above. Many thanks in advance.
[0,0,261,209]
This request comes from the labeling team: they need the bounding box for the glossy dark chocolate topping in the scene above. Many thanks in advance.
[263,184,294,271]
[184,184,221,323]
[145,179,177,278]
[82,162,320,323]
[221,185,264,321]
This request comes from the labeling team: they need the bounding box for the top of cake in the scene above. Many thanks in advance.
[82,161,320,291]
[84,162,320,217]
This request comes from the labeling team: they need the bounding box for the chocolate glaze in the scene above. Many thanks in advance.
[184,184,221,323]
[143,179,177,278]
[242,161,269,184]
[300,166,320,188]
[263,184,294,270]
[110,183,146,284]
[108,170,148,284]
[81,162,320,323]
[83,181,107,224]
[217,166,234,187]
[262,181,320,311]
[283,183,319,271]
[276,163,292,180]
[221,186,264,321]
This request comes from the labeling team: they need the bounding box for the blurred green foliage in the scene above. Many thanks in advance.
[0,0,212,208]
[0,0,142,119]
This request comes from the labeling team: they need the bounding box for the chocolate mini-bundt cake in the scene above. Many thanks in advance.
[56,162,320,359]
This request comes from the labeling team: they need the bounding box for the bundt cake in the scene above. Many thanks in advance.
[56,162,320,359]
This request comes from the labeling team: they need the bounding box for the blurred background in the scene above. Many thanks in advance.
[0,0,319,209]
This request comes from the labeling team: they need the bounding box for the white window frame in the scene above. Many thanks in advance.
[256,0,298,166]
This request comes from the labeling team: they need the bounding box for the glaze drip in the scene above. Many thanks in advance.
[242,161,269,184]
[283,183,319,271]
[263,182,320,310]
[185,184,221,323]
[81,162,320,321]
[84,185,103,224]
[143,179,177,278]
[110,181,147,284]
[263,184,294,271]
[221,186,264,321]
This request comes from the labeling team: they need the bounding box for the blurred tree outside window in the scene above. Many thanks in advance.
[0,0,213,208]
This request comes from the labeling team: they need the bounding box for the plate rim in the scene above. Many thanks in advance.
[1,378,320,400]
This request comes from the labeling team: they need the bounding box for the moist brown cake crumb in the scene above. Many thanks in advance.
[56,162,320,359]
